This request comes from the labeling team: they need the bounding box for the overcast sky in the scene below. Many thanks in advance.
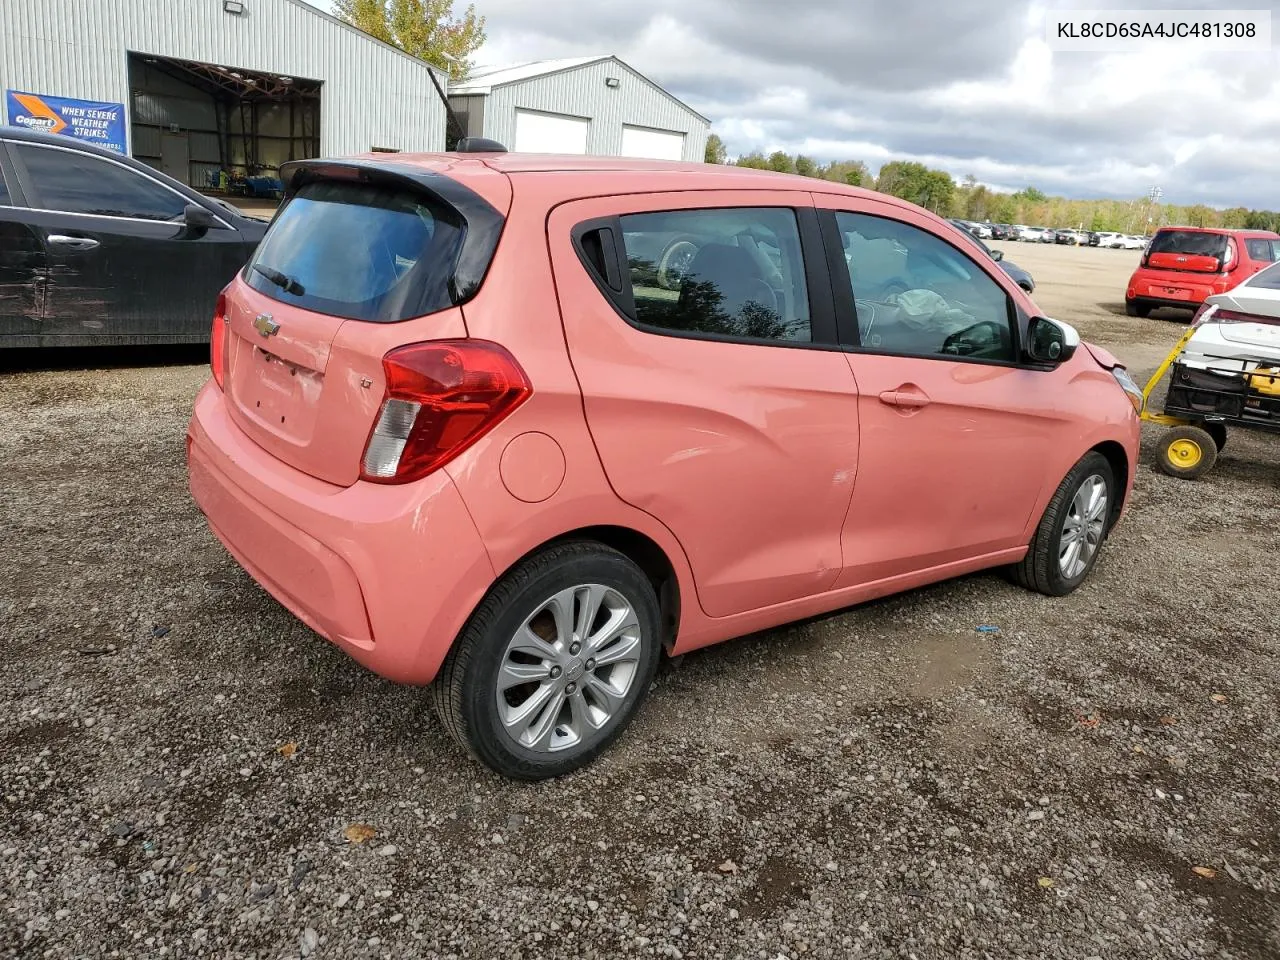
[309,0,1280,209]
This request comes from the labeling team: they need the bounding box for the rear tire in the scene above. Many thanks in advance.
[1125,298,1151,318]
[1155,426,1217,480]
[1010,452,1115,597]
[432,541,661,780]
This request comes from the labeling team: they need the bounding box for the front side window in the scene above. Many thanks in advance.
[0,166,10,206]
[14,143,188,221]
[617,207,812,343]
[836,211,1015,362]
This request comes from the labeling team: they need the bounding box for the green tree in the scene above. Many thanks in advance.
[767,150,795,174]
[794,154,819,178]
[704,133,727,165]
[875,161,930,202]
[1221,206,1249,229]
[734,151,769,170]
[334,0,485,80]
[821,160,869,187]
[1013,186,1047,204]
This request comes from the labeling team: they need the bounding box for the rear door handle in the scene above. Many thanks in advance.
[878,385,931,408]
[48,235,100,251]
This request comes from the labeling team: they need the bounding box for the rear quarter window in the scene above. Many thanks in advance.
[244,180,465,322]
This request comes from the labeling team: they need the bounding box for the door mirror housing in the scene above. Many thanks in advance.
[183,203,216,230]
[990,248,1004,262]
[1026,315,1079,365]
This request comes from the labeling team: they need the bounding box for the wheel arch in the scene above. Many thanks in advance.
[1089,439,1129,531]
[496,525,682,653]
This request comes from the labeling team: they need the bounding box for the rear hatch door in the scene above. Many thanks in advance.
[220,159,510,486]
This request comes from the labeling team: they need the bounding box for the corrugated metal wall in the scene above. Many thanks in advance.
[481,59,708,162]
[0,0,447,157]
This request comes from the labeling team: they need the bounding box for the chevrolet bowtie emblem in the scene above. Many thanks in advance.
[253,314,280,338]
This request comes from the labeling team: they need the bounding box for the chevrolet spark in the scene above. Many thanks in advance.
[187,153,1142,779]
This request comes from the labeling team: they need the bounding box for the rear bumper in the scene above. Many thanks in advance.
[1127,272,1228,307]
[187,381,496,685]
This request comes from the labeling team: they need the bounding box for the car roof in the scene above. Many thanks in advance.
[346,150,894,201]
[1155,225,1280,238]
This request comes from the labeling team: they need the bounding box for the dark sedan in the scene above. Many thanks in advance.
[0,127,268,348]
[948,219,1035,293]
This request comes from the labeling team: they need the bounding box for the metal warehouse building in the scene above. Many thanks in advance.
[449,57,709,163]
[0,0,447,189]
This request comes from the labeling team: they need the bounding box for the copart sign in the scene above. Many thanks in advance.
[5,90,127,154]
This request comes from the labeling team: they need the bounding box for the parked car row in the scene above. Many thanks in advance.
[947,219,1035,292]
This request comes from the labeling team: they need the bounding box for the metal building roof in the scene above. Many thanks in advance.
[451,57,610,94]
[451,55,708,123]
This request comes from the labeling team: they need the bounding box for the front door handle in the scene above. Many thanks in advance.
[48,234,100,251]
[878,385,931,408]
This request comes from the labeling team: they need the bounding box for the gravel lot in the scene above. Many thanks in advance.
[3,242,1279,959]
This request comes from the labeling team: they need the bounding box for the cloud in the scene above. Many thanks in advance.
[311,0,1280,208]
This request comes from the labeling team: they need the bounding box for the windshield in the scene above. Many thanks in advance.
[243,180,465,322]
[1148,230,1228,258]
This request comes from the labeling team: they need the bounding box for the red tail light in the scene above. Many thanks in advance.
[1213,307,1280,326]
[360,340,532,484]
[210,293,228,390]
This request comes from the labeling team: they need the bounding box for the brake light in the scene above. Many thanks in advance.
[1213,307,1280,326]
[360,340,532,484]
[210,293,228,390]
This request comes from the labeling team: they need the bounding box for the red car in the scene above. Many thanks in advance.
[188,152,1142,779]
[1125,226,1280,318]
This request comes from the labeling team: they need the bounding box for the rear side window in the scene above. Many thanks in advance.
[0,166,9,205]
[13,143,188,220]
[1245,238,1280,262]
[615,207,812,343]
[1149,230,1228,259]
[245,180,464,322]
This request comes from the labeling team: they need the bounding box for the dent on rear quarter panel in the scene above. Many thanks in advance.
[442,173,704,623]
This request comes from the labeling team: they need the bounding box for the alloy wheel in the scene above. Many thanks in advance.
[1059,474,1108,579]
[494,584,643,753]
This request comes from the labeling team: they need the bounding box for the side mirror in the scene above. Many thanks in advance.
[1026,315,1079,364]
[991,248,1004,262]
[182,203,216,231]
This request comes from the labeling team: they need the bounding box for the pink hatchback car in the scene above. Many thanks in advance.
[188,153,1142,779]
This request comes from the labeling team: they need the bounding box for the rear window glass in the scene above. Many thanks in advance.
[244,180,464,322]
[1246,261,1280,289]
[1148,230,1228,258]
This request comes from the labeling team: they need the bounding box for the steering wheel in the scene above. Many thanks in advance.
[941,320,1007,357]
[657,238,699,290]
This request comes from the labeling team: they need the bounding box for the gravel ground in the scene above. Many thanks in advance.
[3,244,1279,959]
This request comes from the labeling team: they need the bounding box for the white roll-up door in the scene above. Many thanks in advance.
[620,125,685,161]
[513,109,589,154]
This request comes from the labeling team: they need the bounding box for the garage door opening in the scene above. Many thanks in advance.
[127,52,321,203]
[620,124,685,161]
[513,108,589,154]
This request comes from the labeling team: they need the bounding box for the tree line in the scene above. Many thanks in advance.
[704,136,1280,233]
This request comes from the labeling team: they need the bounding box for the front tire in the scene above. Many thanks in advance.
[1010,452,1115,596]
[432,542,662,780]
